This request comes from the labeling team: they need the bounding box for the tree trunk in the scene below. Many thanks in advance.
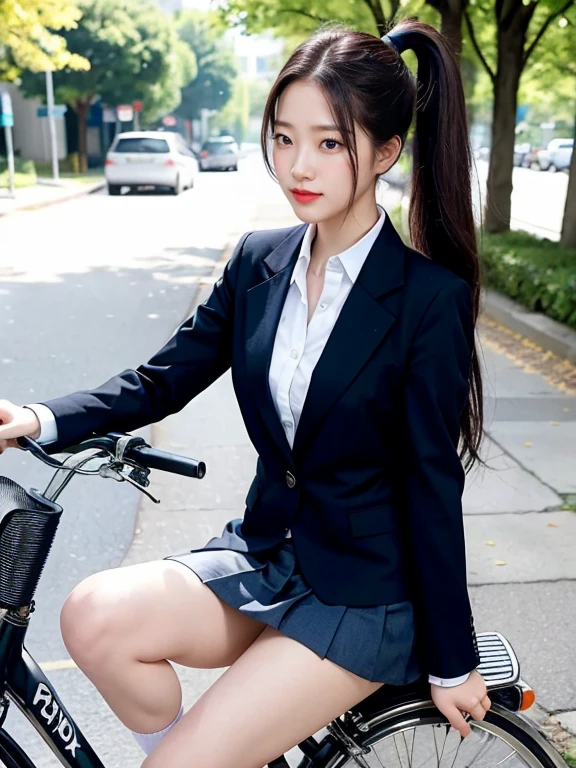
[425,0,466,60]
[560,116,576,248]
[440,1,465,57]
[484,25,526,233]
[76,100,89,173]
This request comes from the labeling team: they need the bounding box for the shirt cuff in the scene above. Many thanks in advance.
[23,404,58,445]
[428,672,472,687]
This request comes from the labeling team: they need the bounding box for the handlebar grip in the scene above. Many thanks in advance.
[126,444,206,480]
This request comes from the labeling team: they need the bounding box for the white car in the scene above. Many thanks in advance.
[105,131,199,195]
[535,138,573,172]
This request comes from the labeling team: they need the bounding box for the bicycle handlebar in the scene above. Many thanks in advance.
[16,433,206,480]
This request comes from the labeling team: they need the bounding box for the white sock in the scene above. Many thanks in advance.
[130,705,184,755]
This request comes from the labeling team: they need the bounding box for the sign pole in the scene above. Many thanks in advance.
[4,124,15,196]
[45,70,59,182]
[1,92,15,197]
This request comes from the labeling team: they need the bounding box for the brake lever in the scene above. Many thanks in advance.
[98,463,160,504]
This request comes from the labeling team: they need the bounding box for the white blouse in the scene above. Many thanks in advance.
[27,205,471,687]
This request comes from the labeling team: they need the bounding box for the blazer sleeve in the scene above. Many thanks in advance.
[403,279,481,680]
[36,231,252,454]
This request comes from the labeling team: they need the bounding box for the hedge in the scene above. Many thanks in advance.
[387,205,576,331]
[480,230,576,331]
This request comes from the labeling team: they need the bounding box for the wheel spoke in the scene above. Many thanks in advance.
[343,717,551,768]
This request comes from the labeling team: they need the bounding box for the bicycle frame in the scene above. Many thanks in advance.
[0,614,105,767]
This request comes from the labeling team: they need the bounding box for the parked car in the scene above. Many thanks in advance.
[104,131,198,195]
[533,138,573,172]
[199,137,239,172]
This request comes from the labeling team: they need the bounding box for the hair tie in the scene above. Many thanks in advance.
[381,31,407,55]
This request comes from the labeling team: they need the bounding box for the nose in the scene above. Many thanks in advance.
[291,147,316,182]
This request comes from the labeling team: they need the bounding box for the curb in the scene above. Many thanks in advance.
[0,181,105,217]
[482,289,576,364]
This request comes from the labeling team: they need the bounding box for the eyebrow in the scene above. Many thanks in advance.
[274,119,341,132]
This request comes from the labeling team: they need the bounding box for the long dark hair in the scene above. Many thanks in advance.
[260,18,483,470]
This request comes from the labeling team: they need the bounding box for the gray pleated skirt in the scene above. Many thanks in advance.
[166,518,424,685]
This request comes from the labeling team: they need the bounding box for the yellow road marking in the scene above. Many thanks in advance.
[39,659,78,671]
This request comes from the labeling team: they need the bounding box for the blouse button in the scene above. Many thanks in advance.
[320,302,327,310]
[290,349,299,359]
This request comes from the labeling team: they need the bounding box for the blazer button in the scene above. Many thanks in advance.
[285,471,296,489]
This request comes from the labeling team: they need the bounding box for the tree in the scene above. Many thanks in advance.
[216,0,431,40]
[175,10,237,126]
[0,0,89,81]
[465,0,576,233]
[20,0,195,171]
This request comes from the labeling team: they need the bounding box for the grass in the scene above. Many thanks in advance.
[35,163,104,185]
[563,752,576,767]
[0,170,37,189]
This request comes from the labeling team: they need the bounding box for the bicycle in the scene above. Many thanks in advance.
[0,432,568,767]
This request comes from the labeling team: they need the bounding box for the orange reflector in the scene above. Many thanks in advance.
[520,687,536,710]
[164,159,175,166]
[105,158,115,166]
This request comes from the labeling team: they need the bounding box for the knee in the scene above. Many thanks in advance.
[60,571,122,665]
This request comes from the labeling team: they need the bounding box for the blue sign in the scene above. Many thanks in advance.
[37,104,67,119]
[516,104,529,123]
[0,91,13,127]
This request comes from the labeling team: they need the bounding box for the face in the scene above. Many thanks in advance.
[271,79,399,224]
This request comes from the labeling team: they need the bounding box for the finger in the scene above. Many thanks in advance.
[469,703,487,721]
[482,695,492,710]
[0,424,23,441]
[448,707,472,738]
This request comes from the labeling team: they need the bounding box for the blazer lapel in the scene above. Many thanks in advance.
[292,215,406,456]
[245,225,307,466]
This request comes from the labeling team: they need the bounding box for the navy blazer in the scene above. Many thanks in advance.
[39,214,480,679]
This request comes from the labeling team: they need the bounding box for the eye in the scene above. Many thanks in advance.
[272,133,291,145]
[322,138,342,150]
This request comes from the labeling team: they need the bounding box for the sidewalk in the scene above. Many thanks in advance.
[122,186,576,762]
[0,176,105,217]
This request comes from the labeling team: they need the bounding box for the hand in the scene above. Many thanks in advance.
[0,400,41,454]
[430,670,491,738]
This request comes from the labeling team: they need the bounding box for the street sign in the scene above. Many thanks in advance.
[117,104,133,122]
[133,100,143,113]
[36,104,67,119]
[162,115,176,126]
[0,91,13,128]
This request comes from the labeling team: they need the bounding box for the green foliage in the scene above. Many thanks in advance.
[465,0,576,136]
[0,157,37,188]
[19,0,196,123]
[175,10,236,122]
[216,0,428,43]
[0,0,89,80]
[480,230,576,329]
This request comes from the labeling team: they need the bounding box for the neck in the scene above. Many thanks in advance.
[309,198,380,276]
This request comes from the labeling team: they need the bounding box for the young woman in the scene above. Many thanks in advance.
[0,17,490,768]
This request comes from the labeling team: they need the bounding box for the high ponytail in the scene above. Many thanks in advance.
[383,21,483,469]
[260,20,484,469]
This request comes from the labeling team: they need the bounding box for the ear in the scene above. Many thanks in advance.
[374,136,403,176]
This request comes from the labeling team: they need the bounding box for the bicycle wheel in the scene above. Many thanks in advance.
[0,730,35,768]
[325,705,567,768]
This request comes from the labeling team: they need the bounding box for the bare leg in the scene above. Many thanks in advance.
[142,625,384,768]
[60,560,267,734]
